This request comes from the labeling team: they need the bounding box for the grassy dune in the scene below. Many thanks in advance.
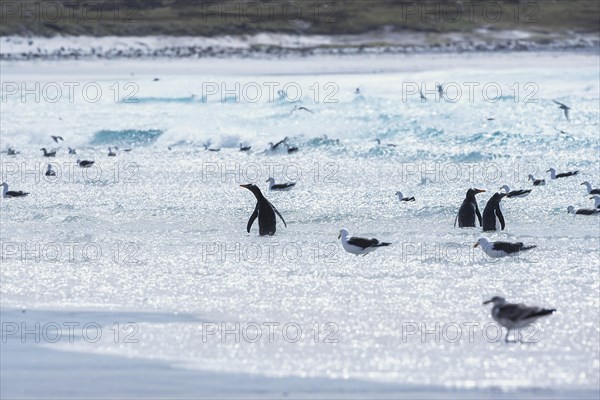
[1,0,598,37]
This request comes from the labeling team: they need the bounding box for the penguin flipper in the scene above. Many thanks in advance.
[496,208,505,230]
[454,214,458,227]
[271,204,287,228]
[247,206,259,233]
[476,205,483,227]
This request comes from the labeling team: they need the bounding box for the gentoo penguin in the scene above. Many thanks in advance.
[108,147,117,156]
[240,184,287,236]
[1,182,29,198]
[482,193,507,232]
[483,296,555,343]
[455,188,486,228]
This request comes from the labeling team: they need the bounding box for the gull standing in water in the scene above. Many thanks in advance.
[266,178,296,191]
[474,238,536,258]
[483,296,555,343]
[528,174,546,186]
[338,229,391,256]
[500,185,531,198]
[1,183,29,198]
[581,181,600,195]
[567,206,600,216]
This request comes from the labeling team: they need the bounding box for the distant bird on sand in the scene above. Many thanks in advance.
[474,238,536,259]
[51,135,63,143]
[552,100,570,122]
[455,188,486,228]
[395,191,415,202]
[528,174,546,186]
[77,159,95,168]
[338,228,391,256]
[267,178,296,191]
[547,168,578,179]
[45,164,56,176]
[40,148,56,157]
[581,181,600,195]
[567,206,600,216]
[1,182,29,198]
[483,296,555,343]
[500,185,531,198]
[240,143,252,152]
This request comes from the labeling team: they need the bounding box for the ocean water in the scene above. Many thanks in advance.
[1,53,599,399]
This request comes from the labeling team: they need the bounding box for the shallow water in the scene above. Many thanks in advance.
[1,53,599,398]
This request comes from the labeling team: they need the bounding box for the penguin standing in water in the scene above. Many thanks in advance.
[240,184,287,236]
[455,188,486,227]
[482,193,507,232]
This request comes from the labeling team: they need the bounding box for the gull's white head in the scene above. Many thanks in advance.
[547,168,557,178]
[528,174,536,181]
[500,185,510,193]
[581,181,592,191]
[47,164,53,171]
[1,182,7,188]
[473,238,489,248]
[567,205,576,214]
[483,296,506,305]
[338,228,349,240]
[395,191,403,198]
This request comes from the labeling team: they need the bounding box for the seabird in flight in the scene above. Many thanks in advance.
[474,238,536,259]
[338,228,391,256]
[266,178,296,191]
[68,147,77,155]
[483,296,555,343]
[500,185,531,198]
[1,182,29,198]
[51,135,64,143]
[291,105,313,114]
[552,100,570,122]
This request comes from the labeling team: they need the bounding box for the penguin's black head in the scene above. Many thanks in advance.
[240,184,263,198]
[466,188,486,197]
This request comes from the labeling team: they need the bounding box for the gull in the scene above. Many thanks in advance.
[203,144,220,152]
[6,147,20,155]
[1,182,29,198]
[581,181,600,195]
[286,144,299,154]
[51,135,64,143]
[527,174,545,186]
[589,195,600,209]
[40,148,56,157]
[374,139,397,147]
[500,185,532,198]
[45,164,56,176]
[68,147,77,155]
[291,105,313,114]
[108,147,117,156]
[240,143,252,152]
[567,205,600,216]
[552,100,570,122]
[474,238,536,259]
[483,296,555,343]
[77,159,95,168]
[395,191,415,202]
[338,228,391,256]
[547,168,579,179]
[266,178,296,191]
